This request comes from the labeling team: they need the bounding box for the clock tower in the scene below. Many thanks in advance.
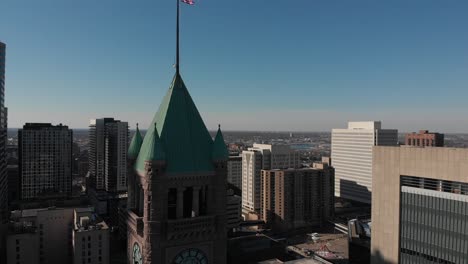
[126,74,228,264]
[127,1,228,261]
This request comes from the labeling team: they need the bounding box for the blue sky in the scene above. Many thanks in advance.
[1,0,467,132]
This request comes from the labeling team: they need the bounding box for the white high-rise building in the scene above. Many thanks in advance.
[331,121,397,203]
[242,144,300,213]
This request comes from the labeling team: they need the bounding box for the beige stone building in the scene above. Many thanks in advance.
[260,159,334,231]
[372,146,468,264]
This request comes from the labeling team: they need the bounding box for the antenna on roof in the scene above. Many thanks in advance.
[176,0,180,74]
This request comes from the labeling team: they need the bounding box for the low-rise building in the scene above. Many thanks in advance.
[7,207,109,264]
[405,130,444,147]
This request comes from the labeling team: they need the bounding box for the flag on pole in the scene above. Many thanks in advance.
[181,0,195,5]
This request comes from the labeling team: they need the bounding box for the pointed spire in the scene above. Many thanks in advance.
[212,124,229,161]
[128,123,143,159]
[142,123,166,162]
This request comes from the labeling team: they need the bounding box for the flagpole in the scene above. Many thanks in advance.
[176,0,180,74]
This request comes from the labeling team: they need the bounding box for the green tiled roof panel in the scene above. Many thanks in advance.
[212,127,229,161]
[135,73,214,173]
[128,126,143,158]
[138,125,166,161]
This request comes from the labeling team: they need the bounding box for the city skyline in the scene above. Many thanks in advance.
[1,0,468,132]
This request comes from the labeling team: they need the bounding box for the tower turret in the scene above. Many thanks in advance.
[128,123,144,160]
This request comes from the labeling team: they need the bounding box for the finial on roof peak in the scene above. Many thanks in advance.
[128,123,144,159]
[212,124,228,161]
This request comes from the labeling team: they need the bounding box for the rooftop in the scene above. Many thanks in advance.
[135,73,216,174]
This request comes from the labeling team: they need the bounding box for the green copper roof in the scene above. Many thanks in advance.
[128,124,143,159]
[137,124,166,162]
[212,125,229,161]
[135,73,214,173]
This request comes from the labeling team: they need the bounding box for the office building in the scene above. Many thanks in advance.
[372,146,468,264]
[126,73,228,263]
[6,207,109,264]
[0,40,7,263]
[242,144,300,213]
[18,123,73,200]
[226,188,241,231]
[88,118,128,225]
[331,121,397,204]
[405,130,444,147]
[261,159,334,231]
[227,155,242,190]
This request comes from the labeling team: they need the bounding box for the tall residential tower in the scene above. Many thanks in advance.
[18,123,73,200]
[242,144,300,214]
[88,118,128,225]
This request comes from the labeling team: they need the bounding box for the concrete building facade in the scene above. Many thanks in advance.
[18,123,73,200]
[226,188,241,231]
[331,121,397,204]
[372,146,468,264]
[7,207,109,264]
[227,155,242,190]
[405,130,444,147]
[242,144,300,213]
[72,208,110,264]
[261,159,334,231]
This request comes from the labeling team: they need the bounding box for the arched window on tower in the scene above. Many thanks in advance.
[183,187,193,218]
[199,185,208,216]
[168,188,177,219]
[135,184,144,217]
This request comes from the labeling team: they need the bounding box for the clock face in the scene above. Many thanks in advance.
[133,242,143,264]
[173,248,208,264]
